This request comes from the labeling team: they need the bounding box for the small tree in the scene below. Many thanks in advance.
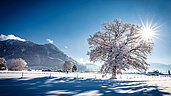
[168,70,170,75]
[88,19,154,79]
[72,65,77,72]
[53,66,58,71]
[61,60,74,73]
[8,58,27,71]
[0,57,7,70]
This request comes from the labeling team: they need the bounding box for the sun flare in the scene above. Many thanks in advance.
[139,20,159,41]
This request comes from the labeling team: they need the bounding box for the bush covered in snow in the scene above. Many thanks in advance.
[0,57,7,70]
[61,60,74,73]
[8,58,27,71]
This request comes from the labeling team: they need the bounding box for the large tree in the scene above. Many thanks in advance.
[87,19,154,79]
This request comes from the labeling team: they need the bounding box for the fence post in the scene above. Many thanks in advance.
[21,72,23,78]
[49,73,51,78]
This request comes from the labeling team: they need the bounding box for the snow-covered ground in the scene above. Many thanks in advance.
[0,71,171,96]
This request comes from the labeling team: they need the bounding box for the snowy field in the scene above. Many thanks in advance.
[0,71,171,96]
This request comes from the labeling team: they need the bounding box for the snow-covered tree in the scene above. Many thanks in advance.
[61,60,74,73]
[72,65,77,72]
[53,66,58,71]
[88,19,154,79]
[8,58,27,71]
[0,57,7,70]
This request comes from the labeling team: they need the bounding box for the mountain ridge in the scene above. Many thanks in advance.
[0,39,86,71]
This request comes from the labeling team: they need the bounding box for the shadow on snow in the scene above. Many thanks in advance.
[0,77,170,96]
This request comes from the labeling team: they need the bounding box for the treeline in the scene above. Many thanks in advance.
[0,57,77,73]
[0,57,27,71]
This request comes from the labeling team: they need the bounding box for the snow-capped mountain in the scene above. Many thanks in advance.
[149,63,171,73]
[0,39,86,71]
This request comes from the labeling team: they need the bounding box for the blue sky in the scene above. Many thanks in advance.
[0,0,171,65]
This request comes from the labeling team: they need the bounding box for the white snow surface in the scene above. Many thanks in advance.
[0,71,171,96]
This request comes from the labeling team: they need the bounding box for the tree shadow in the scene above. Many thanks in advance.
[0,77,170,96]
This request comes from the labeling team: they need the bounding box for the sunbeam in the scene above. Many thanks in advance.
[138,19,160,42]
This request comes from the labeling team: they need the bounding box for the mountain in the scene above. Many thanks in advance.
[85,63,100,72]
[149,63,171,73]
[0,39,86,71]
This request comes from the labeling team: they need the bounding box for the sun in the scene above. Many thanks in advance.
[139,20,159,41]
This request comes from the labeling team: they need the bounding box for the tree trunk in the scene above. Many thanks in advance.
[111,66,117,79]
